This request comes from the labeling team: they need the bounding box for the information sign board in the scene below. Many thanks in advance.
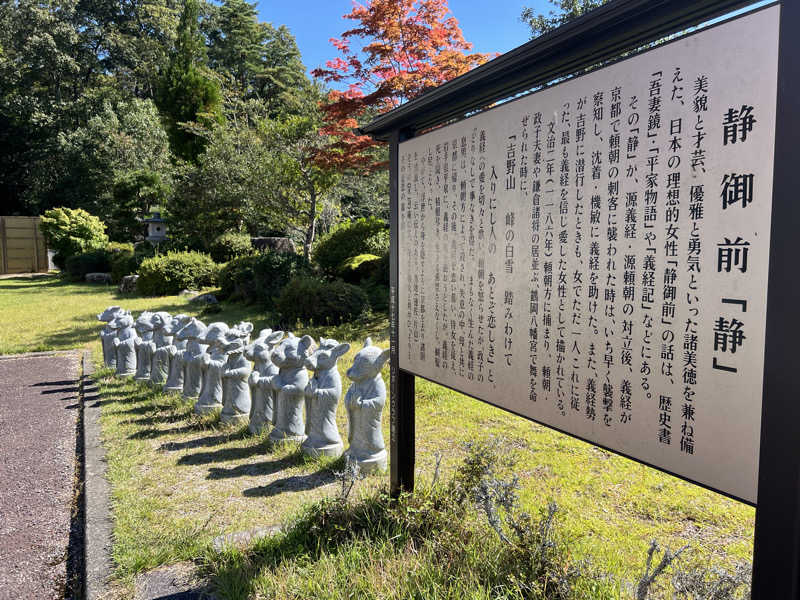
[397,5,779,504]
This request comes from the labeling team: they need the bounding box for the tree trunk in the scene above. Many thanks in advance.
[303,189,318,261]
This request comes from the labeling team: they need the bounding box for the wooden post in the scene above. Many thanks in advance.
[389,129,416,497]
[0,216,7,275]
[32,217,40,273]
[751,2,800,598]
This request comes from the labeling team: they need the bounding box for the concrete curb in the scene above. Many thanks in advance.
[82,350,113,600]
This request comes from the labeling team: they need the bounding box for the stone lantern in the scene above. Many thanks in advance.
[144,212,168,245]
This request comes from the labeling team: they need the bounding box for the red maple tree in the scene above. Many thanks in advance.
[312,0,492,170]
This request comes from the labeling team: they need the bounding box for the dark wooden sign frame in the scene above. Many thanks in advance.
[362,1,800,596]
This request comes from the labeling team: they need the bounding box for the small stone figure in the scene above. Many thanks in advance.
[268,333,314,443]
[133,311,155,381]
[162,314,191,392]
[302,338,350,457]
[176,318,208,399]
[112,311,138,377]
[245,329,284,434]
[220,322,254,425]
[98,306,124,369]
[344,338,390,473]
[194,322,229,415]
[149,311,173,386]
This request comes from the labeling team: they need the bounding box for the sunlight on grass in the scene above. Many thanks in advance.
[0,276,755,598]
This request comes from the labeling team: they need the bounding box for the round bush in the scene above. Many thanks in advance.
[208,231,253,263]
[339,253,381,284]
[136,251,219,296]
[218,251,309,307]
[276,276,370,325]
[39,207,109,269]
[64,250,112,282]
[312,217,389,277]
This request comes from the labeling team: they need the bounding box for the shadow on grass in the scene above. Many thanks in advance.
[128,407,195,427]
[241,467,336,498]
[206,451,305,480]
[177,440,271,466]
[160,430,252,452]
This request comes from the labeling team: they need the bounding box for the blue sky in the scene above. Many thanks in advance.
[255,0,543,85]
[254,1,771,90]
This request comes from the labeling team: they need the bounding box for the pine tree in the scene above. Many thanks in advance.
[156,0,223,161]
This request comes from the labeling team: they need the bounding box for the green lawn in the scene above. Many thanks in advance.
[0,275,755,598]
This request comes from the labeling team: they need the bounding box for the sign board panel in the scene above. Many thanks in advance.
[397,5,780,504]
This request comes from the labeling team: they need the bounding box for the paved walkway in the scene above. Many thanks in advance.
[0,352,80,600]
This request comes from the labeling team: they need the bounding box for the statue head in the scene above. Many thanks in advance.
[271,332,315,369]
[346,338,390,383]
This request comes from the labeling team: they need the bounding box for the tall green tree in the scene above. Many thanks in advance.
[167,99,273,249]
[205,0,310,117]
[46,98,172,239]
[206,0,262,95]
[156,0,222,161]
[108,0,182,99]
[520,0,608,38]
[258,112,339,260]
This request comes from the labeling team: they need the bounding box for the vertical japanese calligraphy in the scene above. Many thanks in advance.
[397,6,779,504]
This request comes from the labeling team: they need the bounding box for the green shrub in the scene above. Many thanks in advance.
[39,207,109,269]
[276,277,370,325]
[313,217,389,277]
[107,243,136,283]
[136,251,219,296]
[218,251,309,306]
[339,253,381,284]
[362,280,389,312]
[208,231,253,263]
[64,249,112,281]
[359,252,389,312]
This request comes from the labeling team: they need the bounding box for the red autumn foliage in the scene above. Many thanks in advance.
[312,0,492,170]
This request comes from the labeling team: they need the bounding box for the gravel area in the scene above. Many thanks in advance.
[0,352,80,600]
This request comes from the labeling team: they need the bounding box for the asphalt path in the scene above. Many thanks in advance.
[0,352,80,600]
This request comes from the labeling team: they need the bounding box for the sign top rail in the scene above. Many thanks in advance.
[360,0,758,141]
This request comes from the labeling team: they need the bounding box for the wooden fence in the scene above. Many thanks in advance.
[0,216,49,275]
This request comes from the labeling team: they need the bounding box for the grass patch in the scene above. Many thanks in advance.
[0,276,755,598]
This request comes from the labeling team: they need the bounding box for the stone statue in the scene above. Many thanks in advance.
[268,333,314,443]
[133,311,155,382]
[162,314,191,392]
[302,338,350,457]
[344,338,390,473]
[98,306,124,369]
[245,329,284,434]
[194,322,229,415]
[148,311,173,386]
[112,311,138,377]
[176,318,208,399]
[220,322,254,425]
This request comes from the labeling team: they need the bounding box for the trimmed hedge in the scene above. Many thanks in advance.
[136,251,219,296]
[276,276,370,325]
[208,231,253,263]
[218,251,309,307]
[312,217,389,277]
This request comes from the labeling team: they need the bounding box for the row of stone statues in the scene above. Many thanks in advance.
[97,306,390,472]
